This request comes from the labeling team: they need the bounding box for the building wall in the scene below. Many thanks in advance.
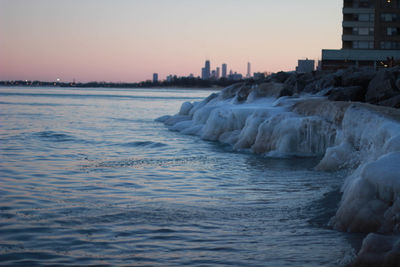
[375,0,400,49]
[296,59,315,73]
[342,0,400,50]
[322,0,400,70]
[222,64,227,78]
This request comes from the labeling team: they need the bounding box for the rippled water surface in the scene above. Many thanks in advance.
[0,87,363,266]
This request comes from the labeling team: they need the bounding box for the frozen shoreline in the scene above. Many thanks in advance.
[157,76,400,266]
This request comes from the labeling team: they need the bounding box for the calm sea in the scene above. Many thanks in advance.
[0,87,363,266]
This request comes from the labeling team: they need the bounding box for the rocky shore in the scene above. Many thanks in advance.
[253,66,400,109]
[158,67,400,266]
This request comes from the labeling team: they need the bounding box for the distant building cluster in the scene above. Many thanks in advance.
[200,60,252,81]
[152,60,260,83]
[149,0,400,85]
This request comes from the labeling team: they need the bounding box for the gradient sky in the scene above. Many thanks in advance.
[0,0,342,83]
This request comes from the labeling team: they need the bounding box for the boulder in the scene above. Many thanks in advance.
[204,92,219,103]
[349,234,400,267]
[254,82,285,98]
[279,85,295,97]
[283,72,298,88]
[378,95,400,108]
[270,71,291,83]
[327,86,366,102]
[366,70,398,103]
[342,70,376,89]
[296,72,316,93]
[237,85,252,102]
[396,77,400,91]
[220,83,245,99]
[315,73,338,90]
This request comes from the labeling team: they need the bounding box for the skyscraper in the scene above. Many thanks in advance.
[202,60,211,80]
[205,60,210,79]
[322,0,400,70]
[216,67,220,79]
[222,64,227,78]
[246,62,251,78]
[153,73,158,83]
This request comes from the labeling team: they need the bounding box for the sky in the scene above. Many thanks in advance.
[0,0,343,83]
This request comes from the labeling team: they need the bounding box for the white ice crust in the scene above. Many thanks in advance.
[157,84,400,237]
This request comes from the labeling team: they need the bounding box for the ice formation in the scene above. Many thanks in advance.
[157,82,400,264]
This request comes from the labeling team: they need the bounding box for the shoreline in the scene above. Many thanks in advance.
[157,70,400,266]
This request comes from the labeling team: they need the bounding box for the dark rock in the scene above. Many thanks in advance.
[283,73,298,87]
[366,70,398,103]
[270,71,291,83]
[303,80,320,93]
[254,82,285,98]
[342,70,376,89]
[349,234,400,267]
[204,92,219,103]
[279,85,295,97]
[296,73,315,92]
[378,95,400,108]
[237,85,252,102]
[327,86,366,102]
[220,83,245,99]
[316,73,338,90]
[396,77,400,90]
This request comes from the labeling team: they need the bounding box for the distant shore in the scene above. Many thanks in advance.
[0,77,243,90]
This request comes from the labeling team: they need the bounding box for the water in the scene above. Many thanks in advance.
[0,87,363,266]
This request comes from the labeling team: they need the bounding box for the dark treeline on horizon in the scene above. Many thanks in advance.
[0,77,246,89]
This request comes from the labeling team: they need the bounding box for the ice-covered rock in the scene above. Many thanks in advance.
[331,152,400,233]
[179,101,193,115]
[366,69,399,104]
[350,233,400,267]
[156,79,400,266]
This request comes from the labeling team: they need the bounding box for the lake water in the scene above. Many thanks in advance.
[0,87,363,266]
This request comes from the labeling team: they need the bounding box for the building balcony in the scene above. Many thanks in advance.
[342,21,374,28]
[343,7,374,14]
[342,34,374,41]
[322,49,400,61]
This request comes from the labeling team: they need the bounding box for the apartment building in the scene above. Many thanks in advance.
[322,0,400,70]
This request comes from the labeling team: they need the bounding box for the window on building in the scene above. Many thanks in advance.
[387,27,398,36]
[353,41,374,49]
[359,0,372,7]
[380,41,400,49]
[381,13,398,22]
[383,13,392,22]
[359,14,370,21]
[359,28,370,35]
[358,13,375,22]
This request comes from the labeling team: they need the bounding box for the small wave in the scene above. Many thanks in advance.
[121,141,168,148]
[34,131,76,142]
[82,156,208,170]
[0,101,85,107]
[110,117,148,123]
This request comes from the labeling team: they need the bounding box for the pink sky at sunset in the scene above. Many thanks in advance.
[0,0,342,83]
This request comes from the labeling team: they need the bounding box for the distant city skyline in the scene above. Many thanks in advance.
[0,0,342,83]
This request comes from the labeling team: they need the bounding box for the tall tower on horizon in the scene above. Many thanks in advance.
[222,63,227,78]
[246,62,251,78]
[205,60,210,79]
[202,60,211,80]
